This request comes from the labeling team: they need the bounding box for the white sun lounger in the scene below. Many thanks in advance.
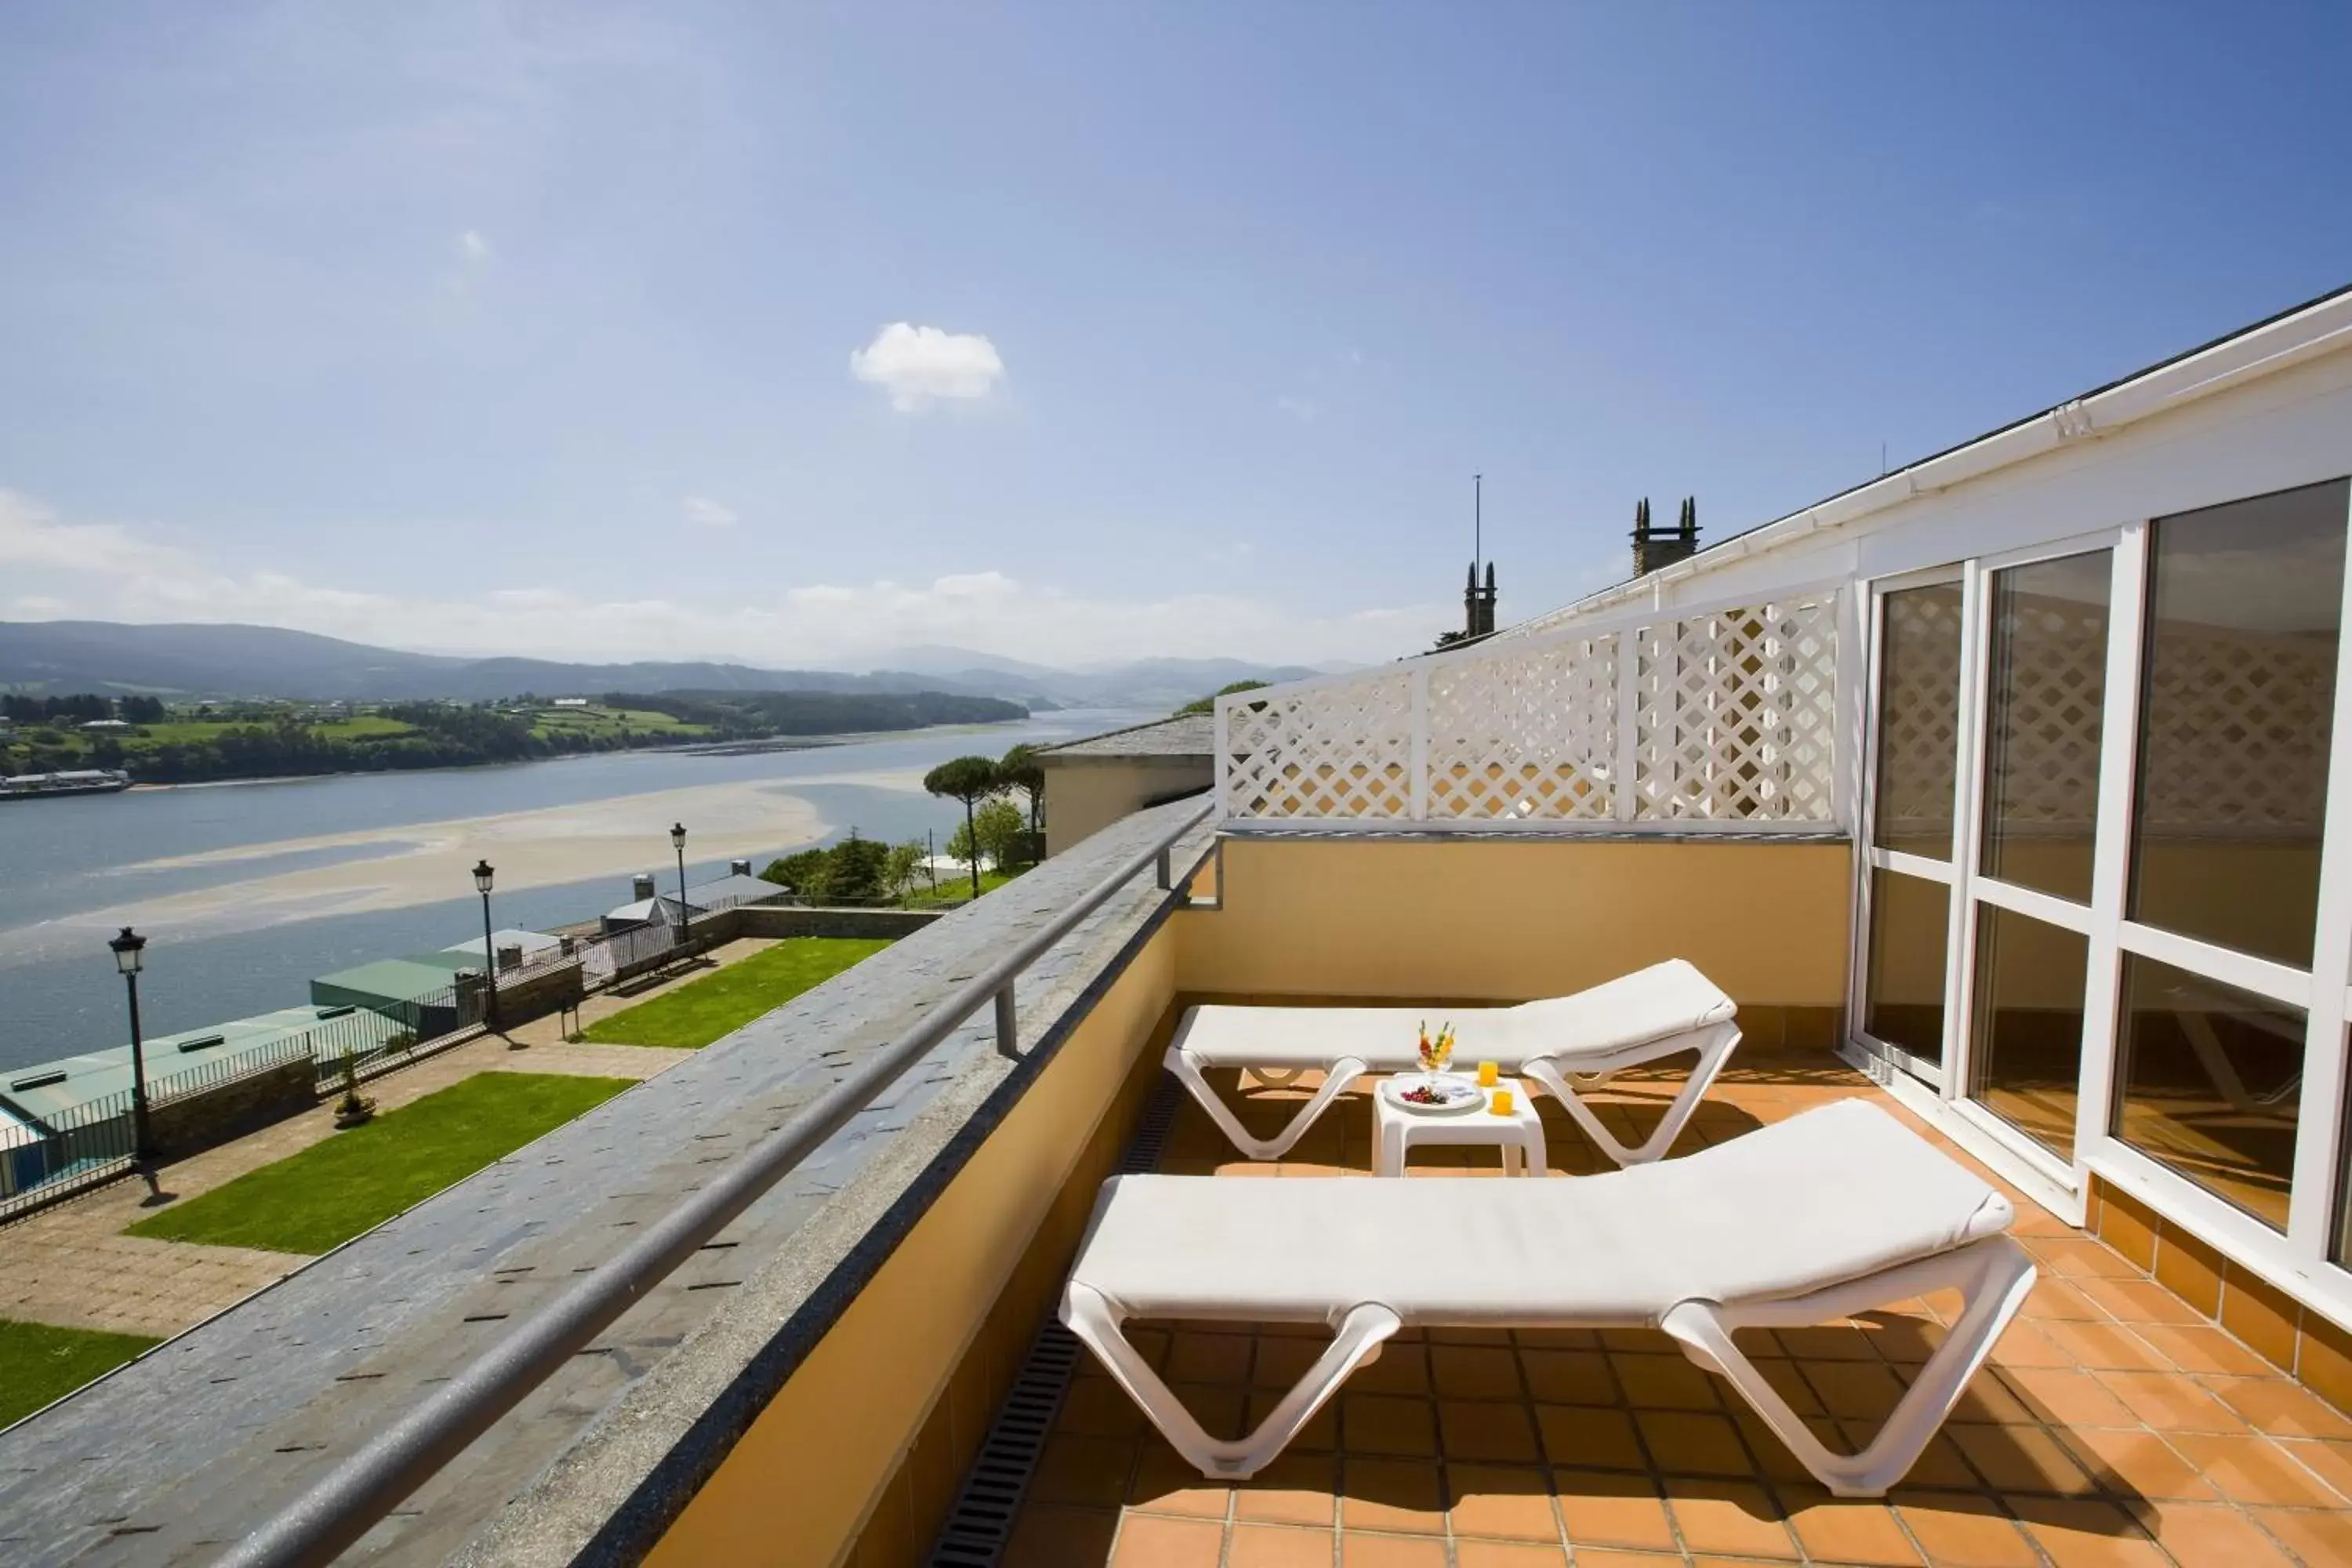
[1167,959,1740,1167]
[1062,1099,2035,1497]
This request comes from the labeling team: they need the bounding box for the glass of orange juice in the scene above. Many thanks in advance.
[1476,1060,1498,1087]
[1490,1087,1515,1116]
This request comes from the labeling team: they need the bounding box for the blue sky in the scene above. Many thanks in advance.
[1,2,2347,669]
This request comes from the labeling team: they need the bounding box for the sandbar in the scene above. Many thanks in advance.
[26,779,828,947]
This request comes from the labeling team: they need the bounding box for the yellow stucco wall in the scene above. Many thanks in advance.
[1174,833,1853,1008]
[1040,759,1211,857]
[653,829,1851,1566]
[647,922,1178,1568]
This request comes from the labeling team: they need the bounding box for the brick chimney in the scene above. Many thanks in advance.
[1632,495,1700,577]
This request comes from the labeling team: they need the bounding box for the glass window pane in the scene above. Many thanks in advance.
[1863,869,1948,1065]
[1981,551,2111,904]
[1873,583,1965,859]
[2116,955,2303,1232]
[2129,478,2347,969]
[1971,905,2089,1160]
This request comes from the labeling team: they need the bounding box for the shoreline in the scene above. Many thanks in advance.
[110,719,1024,792]
[0,776,833,960]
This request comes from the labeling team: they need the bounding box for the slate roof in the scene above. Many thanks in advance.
[684,871,789,907]
[436,928,564,964]
[1036,712,1214,760]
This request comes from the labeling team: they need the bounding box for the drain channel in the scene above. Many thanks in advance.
[925,1075,1180,1566]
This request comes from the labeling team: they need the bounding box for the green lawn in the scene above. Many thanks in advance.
[125,1073,632,1255]
[0,1319,161,1428]
[3,713,419,764]
[902,866,1030,907]
[579,937,895,1048]
[528,704,710,742]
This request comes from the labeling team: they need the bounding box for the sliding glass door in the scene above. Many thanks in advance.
[1851,477,2352,1283]
[1857,575,1965,1084]
[1963,546,2113,1163]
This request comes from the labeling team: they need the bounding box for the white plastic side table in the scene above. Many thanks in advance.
[1374,1076,1548,1178]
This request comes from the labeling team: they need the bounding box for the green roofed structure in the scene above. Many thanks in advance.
[308,960,471,1038]
[1,1005,404,1124]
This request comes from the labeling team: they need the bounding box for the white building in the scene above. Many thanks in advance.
[1217,281,2352,1340]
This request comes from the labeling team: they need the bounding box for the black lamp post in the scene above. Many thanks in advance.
[472,858,504,1038]
[107,926,152,1169]
[670,822,689,943]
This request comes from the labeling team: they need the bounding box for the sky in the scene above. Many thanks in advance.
[1,2,2348,672]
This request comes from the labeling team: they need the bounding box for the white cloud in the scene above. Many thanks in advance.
[681,495,737,528]
[0,488,1446,669]
[849,322,1005,412]
[1276,396,1318,422]
[458,230,492,262]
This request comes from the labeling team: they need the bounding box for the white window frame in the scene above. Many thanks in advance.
[1948,531,2125,1200]
[2085,479,2352,1327]
[1848,565,1970,1091]
[1847,481,2352,1330]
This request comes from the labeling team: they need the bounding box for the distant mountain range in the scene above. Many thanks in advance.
[0,621,1330,710]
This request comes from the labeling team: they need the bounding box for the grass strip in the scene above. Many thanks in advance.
[579,936,894,1049]
[0,1319,161,1428]
[125,1072,631,1255]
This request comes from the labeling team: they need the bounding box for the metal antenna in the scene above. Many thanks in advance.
[1473,473,1482,570]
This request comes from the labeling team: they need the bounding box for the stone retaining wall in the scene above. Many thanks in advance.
[731,906,943,940]
[149,1057,317,1161]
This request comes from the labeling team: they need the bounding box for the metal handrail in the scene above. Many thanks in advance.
[218,801,1214,1568]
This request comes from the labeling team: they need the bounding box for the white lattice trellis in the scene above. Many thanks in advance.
[1221,671,1417,819]
[1632,597,1839,822]
[1218,592,1842,830]
[1425,635,1617,822]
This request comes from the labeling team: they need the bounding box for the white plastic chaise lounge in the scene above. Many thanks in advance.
[1168,958,1740,1167]
[1061,1099,2035,1497]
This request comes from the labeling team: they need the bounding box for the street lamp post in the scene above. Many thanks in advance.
[472,858,506,1040]
[670,822,689,951]
[107,927,152,1171]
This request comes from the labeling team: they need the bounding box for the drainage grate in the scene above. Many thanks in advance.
[925,1075,1181,1566]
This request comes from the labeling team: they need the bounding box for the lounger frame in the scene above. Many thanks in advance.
[1062,1232,2035,1497]
[1166,1018,1744,1167]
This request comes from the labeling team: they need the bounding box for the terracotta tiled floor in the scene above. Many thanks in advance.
[1002,1047,2352,1566]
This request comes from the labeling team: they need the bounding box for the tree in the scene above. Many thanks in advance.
[883,840,927,898]
[764,848,833,898]
[999,742,1045,835]
[924,755,1004,898]
[946,817,980,877]
[826,833,889,901]
[973,797,1027,871]
[1174,679,1270,717]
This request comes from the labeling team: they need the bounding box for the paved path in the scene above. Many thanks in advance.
[0,945,765,1339]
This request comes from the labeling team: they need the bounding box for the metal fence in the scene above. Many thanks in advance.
[0,897,760,1225]
[0,1032,317,1222]
[0,1086,138,1221]
[151,1031,316,1107]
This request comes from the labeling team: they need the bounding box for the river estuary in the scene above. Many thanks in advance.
[0,710,1151,1071]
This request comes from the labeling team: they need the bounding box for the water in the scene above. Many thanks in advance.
[0,710,1149,1070]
